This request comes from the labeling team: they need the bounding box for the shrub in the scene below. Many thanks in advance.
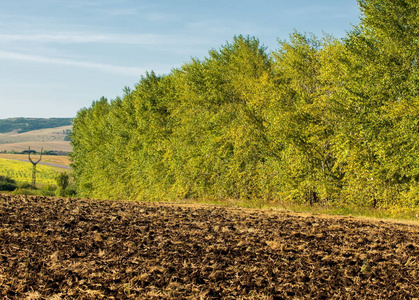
[18,182,33,189]
[42,184,58,196]
[0,175,17,191]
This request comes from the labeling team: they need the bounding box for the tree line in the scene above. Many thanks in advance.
[70,0,419,209]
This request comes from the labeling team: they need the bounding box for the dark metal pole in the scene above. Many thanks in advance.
[28,147,43,188]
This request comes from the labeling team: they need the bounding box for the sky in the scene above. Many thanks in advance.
[0,0,361,119]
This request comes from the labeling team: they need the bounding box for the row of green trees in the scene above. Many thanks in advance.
[70,0,419,209]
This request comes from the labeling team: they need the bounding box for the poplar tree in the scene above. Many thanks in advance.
[270,32,339,204]
[330,0,419,207]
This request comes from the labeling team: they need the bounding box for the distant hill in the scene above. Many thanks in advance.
[0,118,73,154]
[0,118,73,134]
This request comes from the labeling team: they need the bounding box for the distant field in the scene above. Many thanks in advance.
[0,125,72,153]
[0,141,72,153]
[0,158,62,185]
[0,153,71,168]
[0,125,72,143]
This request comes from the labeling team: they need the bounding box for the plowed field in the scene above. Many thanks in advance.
[1,195,419,299]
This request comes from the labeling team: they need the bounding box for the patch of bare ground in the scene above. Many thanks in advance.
[1,194,418,299]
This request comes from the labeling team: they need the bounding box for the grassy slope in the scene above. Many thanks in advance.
[0,117,73,134]
[0,125,72,153]
[0,125,72,143]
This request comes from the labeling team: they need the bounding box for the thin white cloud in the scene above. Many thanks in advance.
[0,51,145,76]
[0,33,159,45]
[0,32,210,46]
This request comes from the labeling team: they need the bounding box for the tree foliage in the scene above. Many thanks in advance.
[70,1,419,209]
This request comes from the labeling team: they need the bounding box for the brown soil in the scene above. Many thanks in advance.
[1,195,418,299]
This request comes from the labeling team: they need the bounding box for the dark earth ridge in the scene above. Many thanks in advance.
[1,194,418,299]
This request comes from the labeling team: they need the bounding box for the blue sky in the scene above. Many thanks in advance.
[0,0,360,119]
